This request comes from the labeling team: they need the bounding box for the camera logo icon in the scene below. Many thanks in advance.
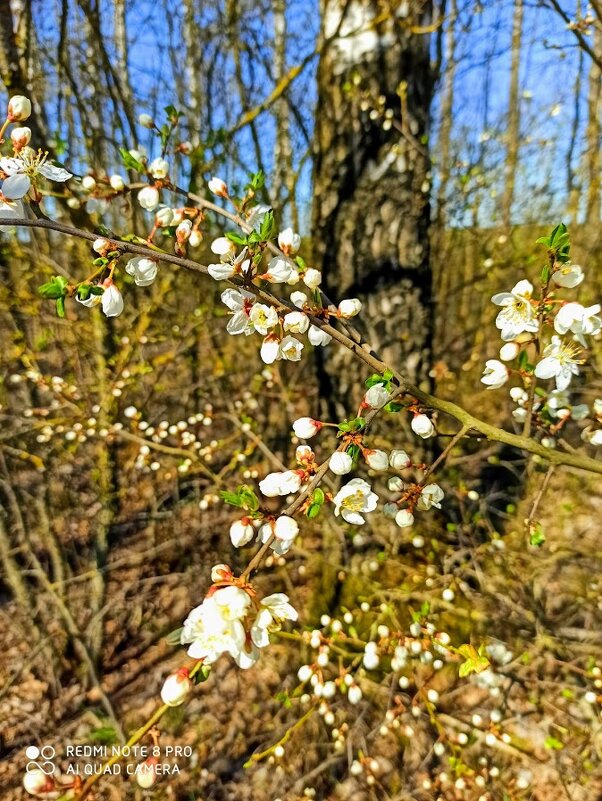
[25,745,56,775]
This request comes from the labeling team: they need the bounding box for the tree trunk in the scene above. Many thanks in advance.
[501,0,524,230]
[312,0,434,416]
[584,26,601,228]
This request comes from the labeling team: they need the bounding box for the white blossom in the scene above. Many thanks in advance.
[0,196,24,219]
[291,291,308,308]
[552,263,584,288]
[308,325,332,346]
[278,227,301,255]
[279,335,303,361]
[230,519,255,548]
[534,335,582,391]
[263,256,292,283]
[303,268,322,290]
[251,593,298,648]
[155,206,175,226]
[82,174,96,191]
[211,236,236,260]
[0,152,72,199]
[491,279,538,341]
[260,336,280,364]
[554,302,601,345]
[481,359,509,389]
[259,470,302,497]
[329,451,353,475]
[208,262,236,281]
[333,478,378,525]
[180,586,251,663]
[416,483,444,511]
[292,417,322,439]
[348,684,362,704]
[411,413,435,438]
[249,303,279,335]
[126,256,159,286]
[149,157,169,179]
[221,288,255,335]
[283,310,309,334]
[101,282,124,317]
[138,113,154,128]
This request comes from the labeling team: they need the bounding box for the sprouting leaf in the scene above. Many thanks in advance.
[38,275,69,300]
[119,146,145,173]
[458,644,490,677]
[165,626,183,646]
[544,736,564,751]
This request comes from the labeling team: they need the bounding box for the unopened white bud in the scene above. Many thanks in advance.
[138,113,155,128]
[208,176,228,197]
[82,175,97,191]
[338,298,362,318]
[109,173,125,191]
[8,95,31,122]
[160,669,192,706]
[10,126,31,149]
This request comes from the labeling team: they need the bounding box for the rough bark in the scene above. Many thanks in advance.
[501,0,524,230]
[312,0,434,416]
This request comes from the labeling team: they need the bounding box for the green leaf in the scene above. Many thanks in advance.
[458,644,490,677]
[89,727,119,745]
[193,664,212,684]
[544,736,564,751]
[164,104,182,122]
[307,503,321,519]
[385,401,404,413]
[247,170,265,191]
[219,484,260,513]
[313,488,325,505]
[529,523,546,547]
[258,210,275,241]
[119,146,145,172]
[55,297,65,318]
[38,275,69,300]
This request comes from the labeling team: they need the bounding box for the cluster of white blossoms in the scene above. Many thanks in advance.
[0,96,72,218]
[178,564,297,669]
[482,239,602,446]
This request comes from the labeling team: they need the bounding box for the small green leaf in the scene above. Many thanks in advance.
[165,626,183,645]
[529,523,546,547]
[55,297,65,318]
[119,146,145,172]
[38,275,69,300]
[458,644,490,677]
[544,736,564,751]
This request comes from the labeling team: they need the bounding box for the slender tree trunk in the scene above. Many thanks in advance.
[435,0,456,232]
[272,0,294,219]
[501,0,524,230]
[312,0,435,415]
[585,27,601,228]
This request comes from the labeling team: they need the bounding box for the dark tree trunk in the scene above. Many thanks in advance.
[312,0,435,415]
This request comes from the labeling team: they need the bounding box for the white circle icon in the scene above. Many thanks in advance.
[25,746,40,759]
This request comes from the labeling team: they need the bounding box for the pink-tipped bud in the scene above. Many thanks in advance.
[8,95,32,122]
[208,176,228,197]
[23,769,55,797]
[135,757,158,789]
[292,417,322,439]
[160,667,192,706]
[10,126,31,150]
[176,219,192,243]
[210,563,233,583]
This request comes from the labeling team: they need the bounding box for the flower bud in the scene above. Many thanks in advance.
[499,341,519,361]
[230,518,254,547]
[303,268,322,290]
[348,684,362,705]
[101,281,124,318]
[338,298,362,318]
[23,769,55,797]
[411,413,435,439]
[176,219,192,243]
[389,449,411,469]
[292,417,322,439]
[93,237,109,254]
[10,126,31,150]
[364,384,391,409]
[138,113,154,128]
[387,476,404,492]
[329,451,353,475]
[136,757,158,789]
[365,449,388,471]
[109,174,125,191]
[395,509,414,528]
[155,206,174,226]
[278,227,301,255]
[8,95,32,122]
[274,515,299,541]
[160,668,192,706]
[290,291,308,308]
[189,230,202,248]
[179,140,193,154]
[211,563,233,582]
[81,175,96,191]
[138,185,160,211]
[208,176,228,197]
[125,256,158,287]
